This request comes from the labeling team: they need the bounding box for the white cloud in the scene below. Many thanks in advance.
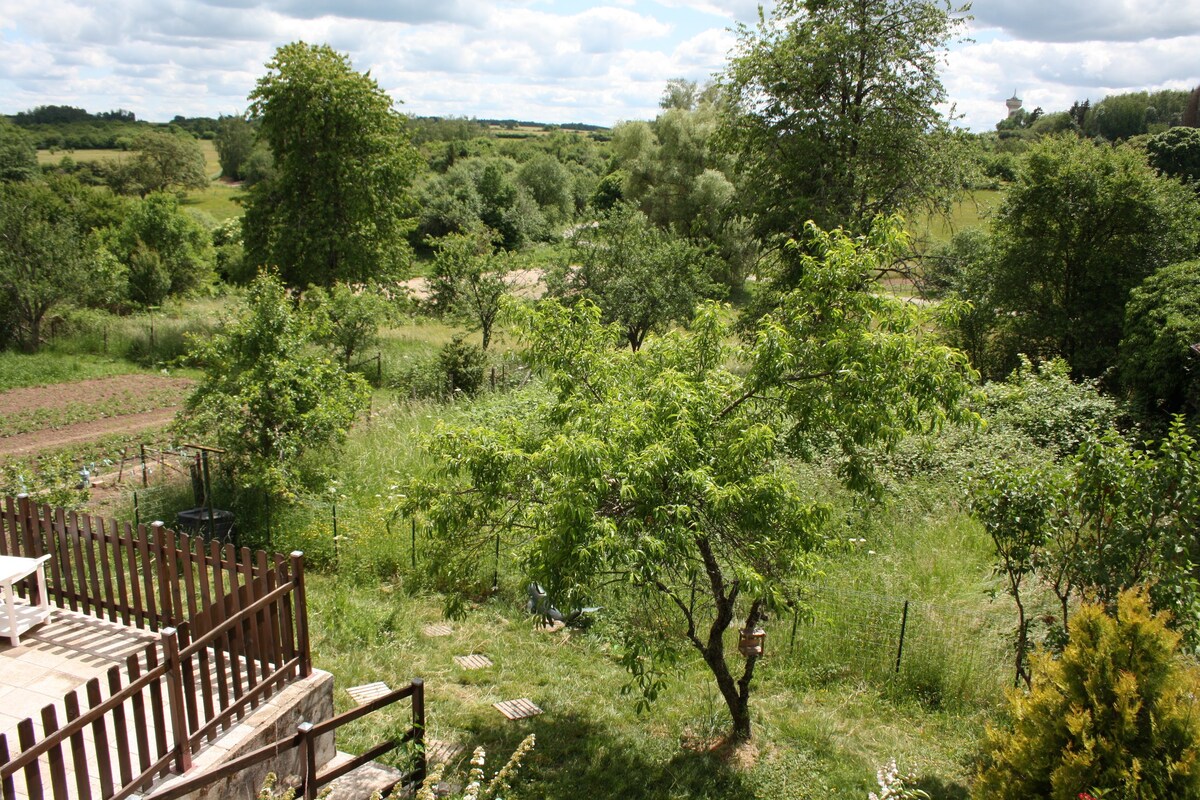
[969,0,1200,43]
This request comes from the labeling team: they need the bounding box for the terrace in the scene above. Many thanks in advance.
[0,494,425,800]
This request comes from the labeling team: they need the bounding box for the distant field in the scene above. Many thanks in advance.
[37,140,244,220]
[911,188,1003,245]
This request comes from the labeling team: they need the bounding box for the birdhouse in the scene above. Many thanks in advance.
[739,626,766,658]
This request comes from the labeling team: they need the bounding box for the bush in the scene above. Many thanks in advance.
[974,590,1200,800]
[439,334,486,396]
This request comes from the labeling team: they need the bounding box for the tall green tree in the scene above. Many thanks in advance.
[1118,260,1200,416]
[428,227,512,351]
[399,218,976,743]
[243,42,421,288]
[177,273,369,497]
[988,135,1200,378]
[105,192,215,306]
[0,180,91,351]
[214,115,256,181]
[117,129,210,196]
[717,0,969,243]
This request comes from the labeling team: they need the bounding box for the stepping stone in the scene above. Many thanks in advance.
[347,681,392,705]
[424,623,454,637]
[453,654,493,670]
[493,698,543,720]
[426,739,465,767]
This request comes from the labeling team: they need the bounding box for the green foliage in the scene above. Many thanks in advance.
[214,115,255,181]
[0,120,38,182]
[983,135,1200,378]
[1119,260,1200,417]
[548,203,719,351]
[399,217,977,743]
[974,590,1200,800]
[971,420,1200,676]
[176,272,370,498]
[304,282,388,366]
[428,228,512,350]
[517,154,573,223]
[0,179,92,351]
[1083,89,1193,140]
[438,334,486,395]
[416,735,536,800]
[1145,126,1200,185]
[718,0,969,241]
[244,42,421,287]
[110,129,210,196]
[106,192,215,306]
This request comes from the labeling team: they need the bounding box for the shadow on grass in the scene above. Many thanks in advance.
[457,710,759,800]
[915,775,971,800]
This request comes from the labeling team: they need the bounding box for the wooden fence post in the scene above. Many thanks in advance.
[412,678,426,785]
[297,722,317,800]
[290,552,311,678]
[16,494,33,558]
[162,627,193,774]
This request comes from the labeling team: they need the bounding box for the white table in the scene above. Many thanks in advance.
[0,554,51,646]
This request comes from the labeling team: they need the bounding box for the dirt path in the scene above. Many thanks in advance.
[0,408,181,457]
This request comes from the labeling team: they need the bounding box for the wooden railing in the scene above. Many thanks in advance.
[0,495,313,800]
[145,680,427,800]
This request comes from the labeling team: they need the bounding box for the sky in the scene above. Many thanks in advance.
[0,0,1197,133]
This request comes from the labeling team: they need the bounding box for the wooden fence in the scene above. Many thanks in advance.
[0,494,313,800]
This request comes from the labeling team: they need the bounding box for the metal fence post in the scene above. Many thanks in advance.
[894,600,910,674]
[411,678,426,785]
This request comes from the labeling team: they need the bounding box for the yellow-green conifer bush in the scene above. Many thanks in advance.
[974,590,1200,800]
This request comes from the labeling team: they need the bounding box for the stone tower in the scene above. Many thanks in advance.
[1006,91,1023,119]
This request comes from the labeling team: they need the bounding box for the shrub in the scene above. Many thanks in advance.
[974,590,1200,800]
[1118,259,1200,417]
[439,334,486,396]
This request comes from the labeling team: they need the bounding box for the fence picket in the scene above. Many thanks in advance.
[40,705,69,800]
[68,511,90,617]
[63,692,92,800]
[0,732,15,800]
[106,666,134,788]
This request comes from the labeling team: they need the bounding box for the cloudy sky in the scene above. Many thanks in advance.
[0,0,1197,132]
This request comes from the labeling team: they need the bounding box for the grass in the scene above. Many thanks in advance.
[241,397,1005,800]
[0,351,146,391]
[910,189,1004,246]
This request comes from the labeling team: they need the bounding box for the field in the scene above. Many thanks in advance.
[37,139,245,220]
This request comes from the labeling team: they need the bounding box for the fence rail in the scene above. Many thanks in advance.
[144,680,427,800]
[0,494,312,800]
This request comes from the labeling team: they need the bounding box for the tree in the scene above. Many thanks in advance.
[516,155,573,224]
[1119,260,1200,416]
[304,282,389,366]
[105,192,215,306]
[717,0,969,242]
[0,121,38,182]
[986,135,1200,378]
[428,228,512,351]
[243,42,421,288]
[215,115,256,181]
[0,180,91,351]
[399,218,977,743]
[121,129,210,196]
[1145,126,1200,185]
[177,272,370,497]
[548,203,718,351]
[975,590,1200,800]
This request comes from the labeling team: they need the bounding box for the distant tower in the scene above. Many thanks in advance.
[1006,91,1023,119]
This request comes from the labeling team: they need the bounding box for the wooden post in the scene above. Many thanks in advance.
[162,627,193,773]
[297,722,317,800]
[15,494,33,558]
[140,444,149,487]
[411,678,426,785]
[202,451,216,541]
[291,552,311,677]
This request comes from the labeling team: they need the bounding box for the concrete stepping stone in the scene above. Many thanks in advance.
[452,654,493,670]
[493,698,542,720]
[323,750,405,798]
[423,623,454,637]
[347,681,392,705]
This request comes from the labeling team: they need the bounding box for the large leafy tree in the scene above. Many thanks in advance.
[717,0,969,243]
[0,120,38,182]
[177,273,369,497]
[108,129,209,197]
[428,227,512,351]
[0,180,91,351]
[988,135,1200,378]
[105,192,215,306]
[400,219,976,742]
[1119,260,1200,416]
[243,42,421,288]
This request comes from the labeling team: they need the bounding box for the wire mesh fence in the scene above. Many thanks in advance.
[781,582,1013,707]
